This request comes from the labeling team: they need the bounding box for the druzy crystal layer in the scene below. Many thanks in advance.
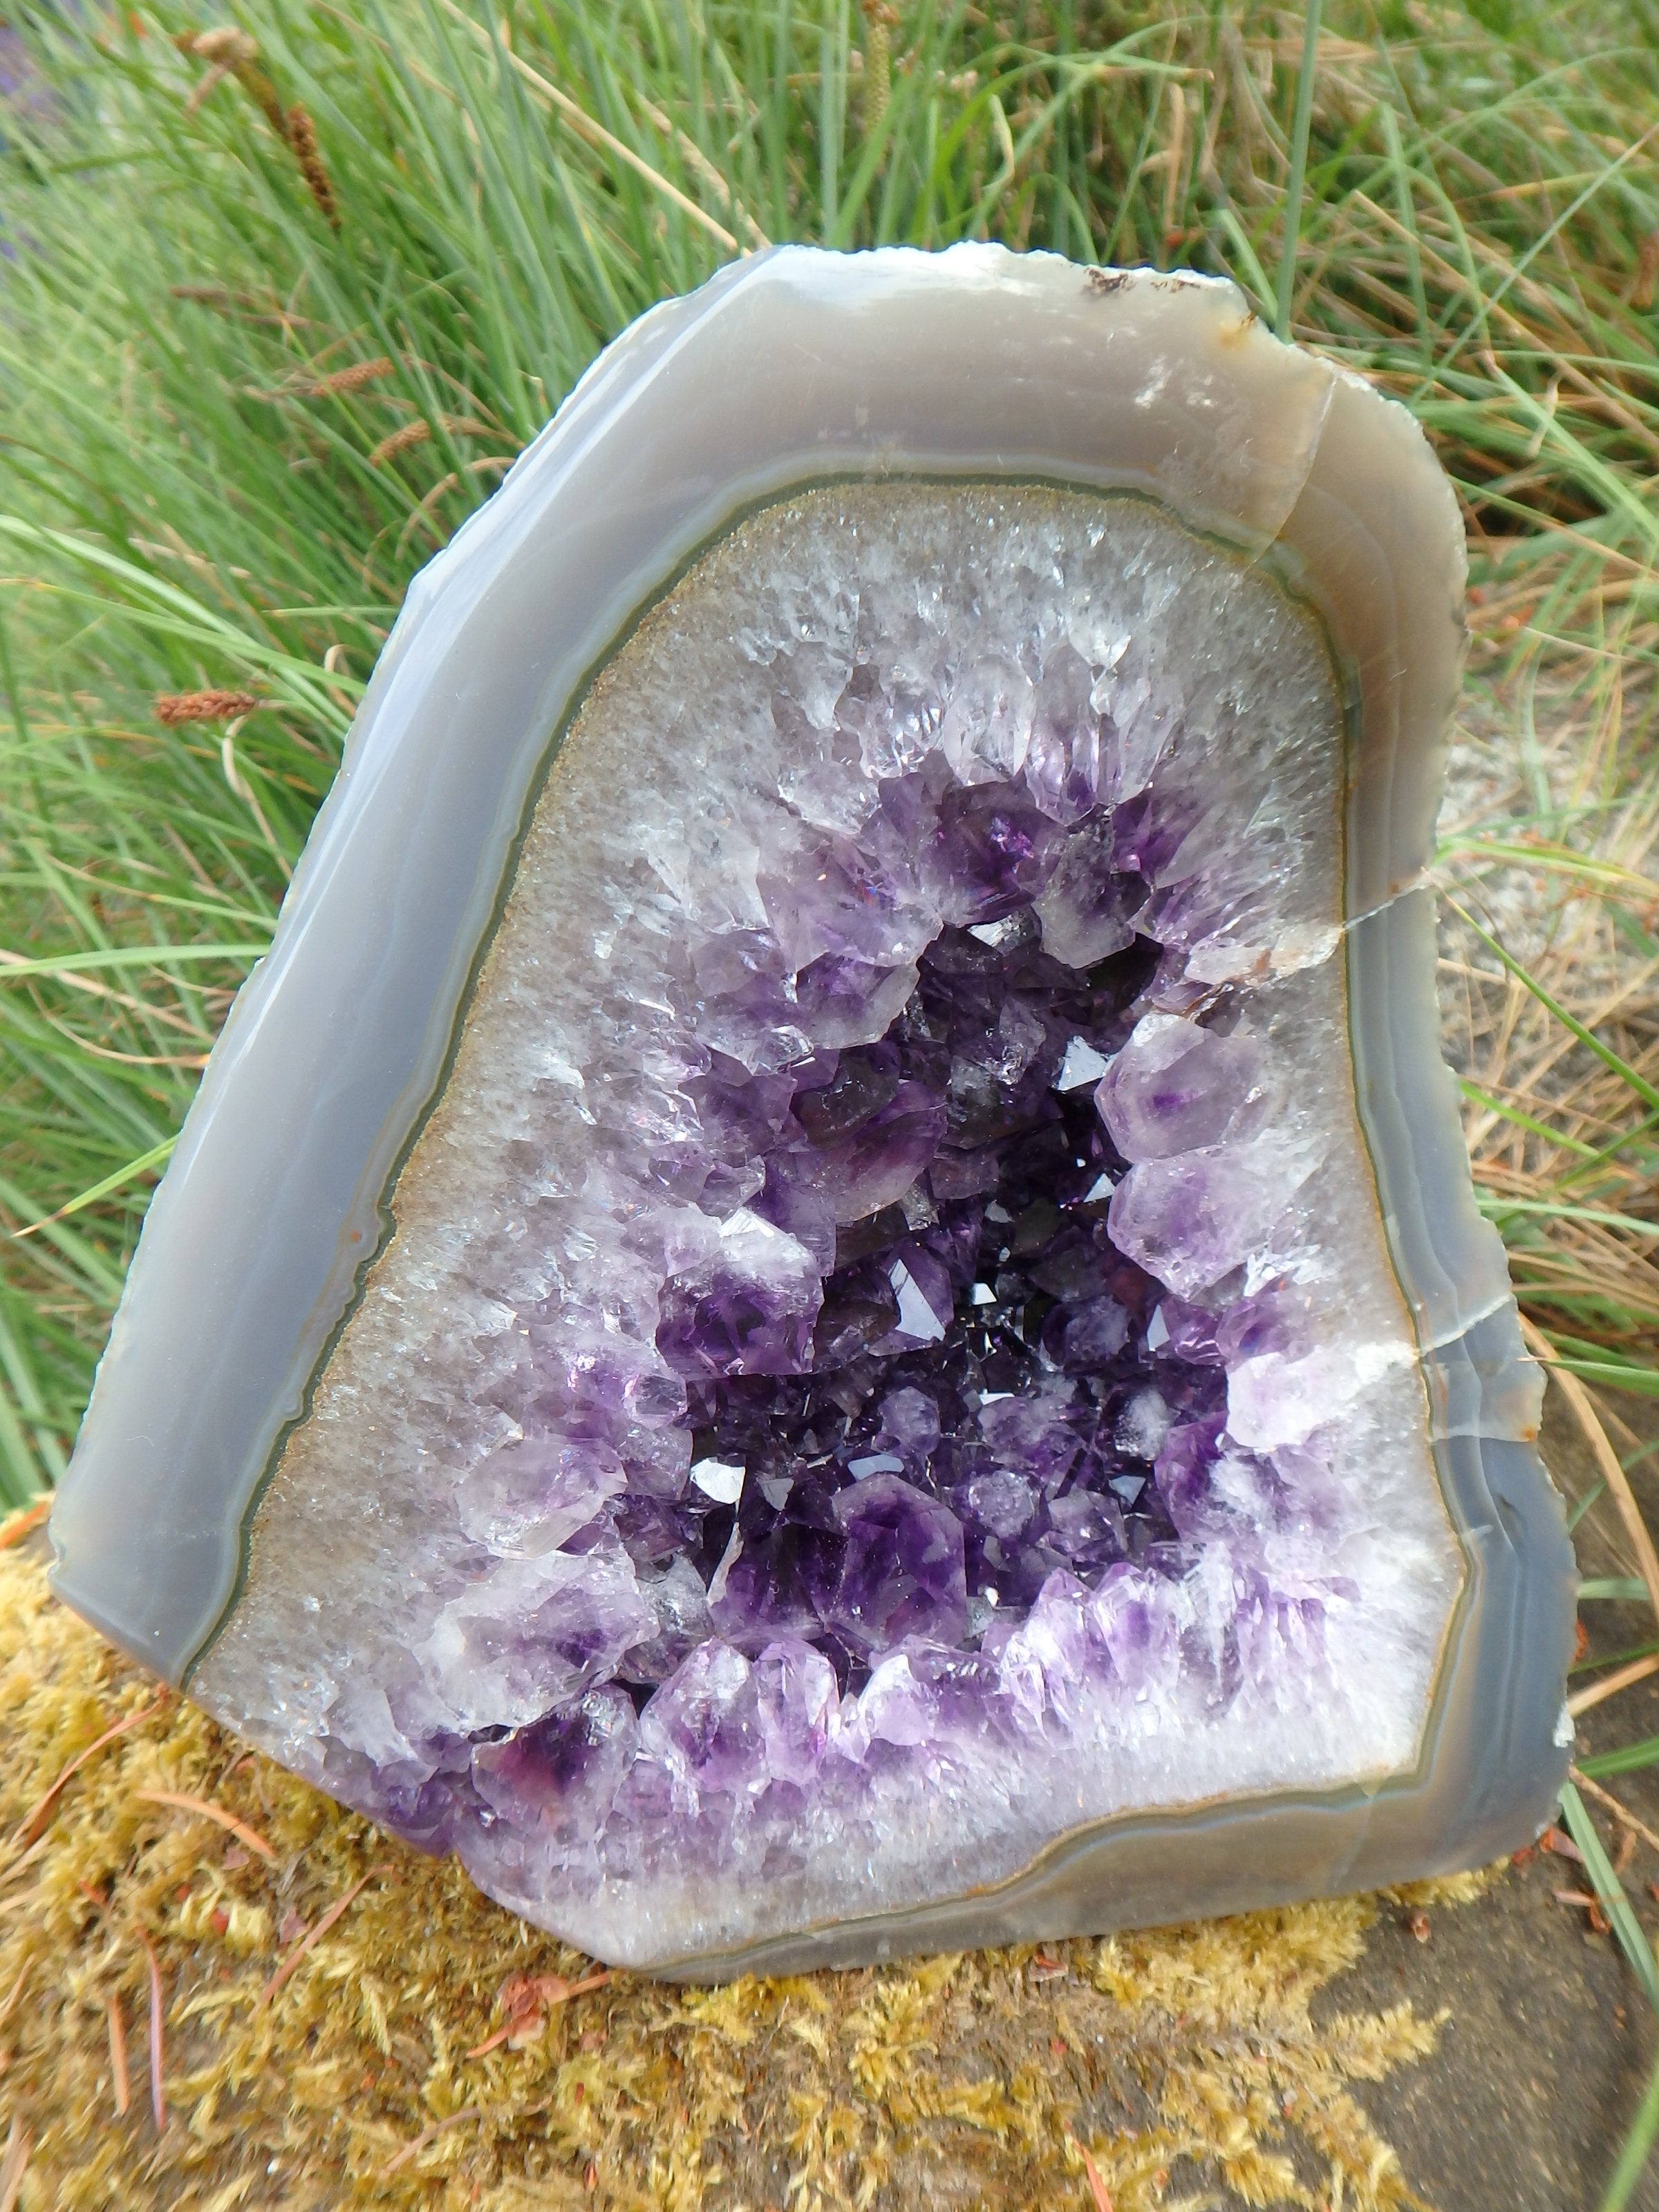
[189,485,1463,1963]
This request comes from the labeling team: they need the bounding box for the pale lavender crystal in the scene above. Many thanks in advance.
[1107,1141,1314,1298]
[638,1640,764,1801]
[456,1439,626,1555]
[1095,1014,1271,1159]
[755,1638,841,1785]
[1035,816,1139,966]
[424,1544,655,1732]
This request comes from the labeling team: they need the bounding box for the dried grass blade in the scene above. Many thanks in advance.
[260,1864,392,2006]
[629,87,771,246]
[1572,1768,1659,1857]
[1524,1315,1659,1624]
[431,0,738,252]
[1570,1654,1659,1718]
[135,1788,276,1862]
[0,1497,49,1549]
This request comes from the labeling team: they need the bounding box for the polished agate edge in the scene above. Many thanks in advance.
[49,247,1573,1969]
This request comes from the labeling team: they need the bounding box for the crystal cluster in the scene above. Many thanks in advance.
[190,485,1461,1965]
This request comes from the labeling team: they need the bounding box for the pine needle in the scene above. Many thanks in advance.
[107,1990,130,2118]
[259,1864,393,2006]
[134,1788,277,1862]
[1569,1653,1659,1718]
[9,1694,166,1855]
[141,1931,166,2133]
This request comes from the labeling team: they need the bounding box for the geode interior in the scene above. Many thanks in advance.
[186,482,1465,1965]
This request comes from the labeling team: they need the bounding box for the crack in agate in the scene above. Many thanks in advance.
[191,484,1463,1965]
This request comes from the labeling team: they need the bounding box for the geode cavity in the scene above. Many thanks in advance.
[49,247,1574,1974]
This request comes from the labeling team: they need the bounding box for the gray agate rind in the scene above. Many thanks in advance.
[49,245,1573,1974]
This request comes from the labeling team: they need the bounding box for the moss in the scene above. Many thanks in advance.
[0,1524,1493,2211]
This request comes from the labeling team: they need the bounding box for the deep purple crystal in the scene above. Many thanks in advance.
[829,1472,968,1656]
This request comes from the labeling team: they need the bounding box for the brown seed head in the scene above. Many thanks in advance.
[236,62,290,144]
[308,355,396,397]
[1632,227,1659,312]
[284,104,340,228]
[155,690,259,726]
[369,419,433,467]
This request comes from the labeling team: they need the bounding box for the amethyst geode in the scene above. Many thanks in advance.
[50,250,1574,1974]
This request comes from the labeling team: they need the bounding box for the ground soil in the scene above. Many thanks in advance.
[1278,1390,1659,2212]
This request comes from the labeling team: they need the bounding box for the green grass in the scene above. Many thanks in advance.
[3,0,1659,2194]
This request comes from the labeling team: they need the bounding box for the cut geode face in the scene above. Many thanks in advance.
[196,477,1466,1946]
[50,248,1573,1975]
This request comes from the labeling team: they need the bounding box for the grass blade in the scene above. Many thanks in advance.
[1275,0,1323,340]
[1600,2047,1659,2212]
[1445,899,1659,1119]
[9,1141,178,1244]
[1580,1735,1659,1781]
[1559,1781,1659,2017]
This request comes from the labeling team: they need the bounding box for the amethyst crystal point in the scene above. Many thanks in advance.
[50,247,1574,1976]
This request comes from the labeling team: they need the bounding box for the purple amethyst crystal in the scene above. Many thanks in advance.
[639,1640,765,1801]
[1095,1015,1271,1159]
[472,1685,639,1849]
[829,1473,969,1656]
